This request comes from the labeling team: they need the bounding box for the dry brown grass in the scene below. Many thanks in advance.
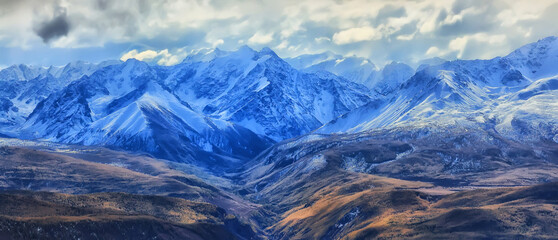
[270,181,558,239]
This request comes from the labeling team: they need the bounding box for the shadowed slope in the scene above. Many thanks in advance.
[0,191,256,240]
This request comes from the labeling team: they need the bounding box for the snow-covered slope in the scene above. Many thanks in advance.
[286,53,379,89]
[285,51,341,69]
[319,36,558,143]
[7,36,558,167]
[181,48,227,63]
[416,57,447,71]
[0,61,119,129]
[286,53,415,94]
[372,61,415,95]
[22,59,272,166]
[504,36,558,80]
[163,46,373,141]
[75,81,271,163]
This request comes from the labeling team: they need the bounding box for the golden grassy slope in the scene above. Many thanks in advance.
[271,181,558,240]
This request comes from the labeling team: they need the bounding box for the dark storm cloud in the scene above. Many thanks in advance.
[34,10,70,43]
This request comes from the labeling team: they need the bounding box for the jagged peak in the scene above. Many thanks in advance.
[120,58,151,70]
[259,46,277,56]
[382,61,413,74]
[123,58,143,64]
[505,35,558,59]
[237,44,255,52]
[65,60,88,66]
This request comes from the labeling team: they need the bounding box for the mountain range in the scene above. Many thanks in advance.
[1,36,558,239]
[2,37,557,164]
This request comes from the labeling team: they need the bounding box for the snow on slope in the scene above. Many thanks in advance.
[7,36,558,164]
[504,36,558,80]
[73,81,271,161]
[285,51,341,69]
[416,57,447,72]
[320,67,487,133]
[372,61,415,94]
[496,75,558,142]
[286,53,379,89]
[0,61,119,130]
[165,46,373,141]
[286,53,415,94]
[318,36,558,143]
[20,58,274,165]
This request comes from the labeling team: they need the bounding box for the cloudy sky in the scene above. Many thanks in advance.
[1,0,557,67]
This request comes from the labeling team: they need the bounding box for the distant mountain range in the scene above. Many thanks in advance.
[1,36,558,239]
[1,36,557,172]
[318,36,558,145]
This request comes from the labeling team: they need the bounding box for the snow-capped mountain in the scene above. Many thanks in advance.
[19,46,373,166]
[284,51,341,69]
[3,36,558,169]
[286,53,415,94]
[0,61,119,128]
[21,59,273,168]
[372,61,415,95]
[286,53,379,89]
[416,57,447,71]
[319,36,558,143]
[162,46,373,141]
[181,48,227,63]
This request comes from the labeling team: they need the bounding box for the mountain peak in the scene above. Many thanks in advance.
[259,47,276,56]
[121,58,151,70]
[504,35,558,79]
[382,61,413,74]
[182,48,223,63]
[538,35,558,44]
[237,45,256,53]
[506,36,558,58]
[124,58,142,64]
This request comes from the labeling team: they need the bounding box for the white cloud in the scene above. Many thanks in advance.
[448,37,468,58]
[276,40,289,50]
[120,50,158,61]
[248,32,273,45]
[451,33,507,58]
[1,0,558,66]
[425,46,441,56]
[396,33,415,41]
[426,33,509,59]
[120,48,186,66]
[314,37,331,43]
[212,39,224,48]
[332,26,382,45]
[156,49,183,66]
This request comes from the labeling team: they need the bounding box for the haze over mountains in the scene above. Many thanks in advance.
[1,36,558,239]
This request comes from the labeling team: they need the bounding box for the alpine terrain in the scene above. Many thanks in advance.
[1,36,558,239]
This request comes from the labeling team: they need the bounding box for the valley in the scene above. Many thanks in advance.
[0,36,558,239]
[1,140,557,239]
